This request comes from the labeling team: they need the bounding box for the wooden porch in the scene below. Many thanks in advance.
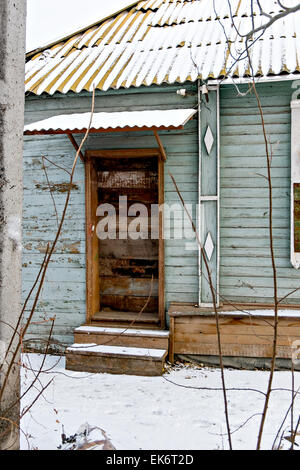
[66,148,169,376]
[66,325,169,376]
[168,302,300,363]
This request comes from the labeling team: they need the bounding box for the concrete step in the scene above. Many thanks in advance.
[66,343,168,376]
[74,325,169,350]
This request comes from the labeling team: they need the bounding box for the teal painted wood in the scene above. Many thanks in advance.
[23,83,199,347]
[220,80,300,305]
[199,89,218,305]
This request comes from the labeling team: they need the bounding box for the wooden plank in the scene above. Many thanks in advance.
[75,326,169,336]
[153,130,167,161]
[173,342,294,359]
[175,320,300,335]
[170,306,300,320]
[66,350,167,376]
[100,276,158,297]
[98,170,158,189]
[99,188,158,205]
[99,258,158,278]
[158,157,165,328]
[93,310,159,324]
[221,265,300,278]
[200,200,218,305]
[86,149,161,159]
[85,157,100,322]
[221,227,288,239]
[74,332,168,349]
[98,201,157,216]
[169,316,175,363]
[221,178,289,190]
[97,157,158,172]
[96,215,158,228]
[100,294,158,313]
[174,332,298,347]
[99,239,158,260]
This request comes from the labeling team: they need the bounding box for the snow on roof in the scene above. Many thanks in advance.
[23,108,197,134]
[25,0,300,96]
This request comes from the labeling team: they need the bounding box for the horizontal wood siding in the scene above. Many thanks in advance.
[220,81,300,305]
[173,314,300,358]
[23,84,199,348]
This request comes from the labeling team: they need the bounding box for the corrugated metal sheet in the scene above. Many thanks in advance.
[25,0,300,95]
[23,108,197,134]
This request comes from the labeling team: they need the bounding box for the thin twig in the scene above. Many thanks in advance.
[168,170,233,449]
[0,86,96,405]
[0,249,48,373]
[41,156,59,227]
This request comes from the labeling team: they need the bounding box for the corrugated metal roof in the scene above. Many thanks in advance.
[23,108,197,134]
[25,0,300,95]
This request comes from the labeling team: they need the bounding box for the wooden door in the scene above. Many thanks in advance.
[85,149,165,327]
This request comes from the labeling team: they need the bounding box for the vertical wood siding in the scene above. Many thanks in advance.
[220,81,300,304]
[23,84,199,348]
[199,89,218,305]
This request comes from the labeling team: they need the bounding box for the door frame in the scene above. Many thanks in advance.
[85,148,165,328]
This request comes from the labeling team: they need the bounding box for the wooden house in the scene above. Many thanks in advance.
[23,0,300,375]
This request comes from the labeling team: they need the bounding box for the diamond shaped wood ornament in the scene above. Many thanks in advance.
[204,232,214,261]
[204,125,214,155]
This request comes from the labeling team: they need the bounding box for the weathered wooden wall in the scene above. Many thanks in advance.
[169,303,300,359]
[23,79,299,350]
[220,80,300,304]
[23,83,199,348]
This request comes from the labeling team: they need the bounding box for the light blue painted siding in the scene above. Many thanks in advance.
[220,81,300,304]
[199,89,218,304]
[23,84,199,348]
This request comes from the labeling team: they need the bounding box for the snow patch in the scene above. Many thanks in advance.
[67,343,167,359]
[20,354,300,450]
[75,326,169,337]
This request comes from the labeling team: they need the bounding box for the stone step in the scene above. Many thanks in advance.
[66,343,168,376]
[74,325,169,350]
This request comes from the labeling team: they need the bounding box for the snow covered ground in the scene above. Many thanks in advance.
[20,354,300,450]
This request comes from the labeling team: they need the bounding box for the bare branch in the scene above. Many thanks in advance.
[0,86,96,406]
[41,156,59,227]
[41,155,71,176]
[235,2,300,40]
[168,170,233,449]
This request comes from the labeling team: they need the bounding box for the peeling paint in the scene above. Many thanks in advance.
[35,182,79,193]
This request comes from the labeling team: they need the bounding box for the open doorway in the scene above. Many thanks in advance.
[85,149,164,329]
